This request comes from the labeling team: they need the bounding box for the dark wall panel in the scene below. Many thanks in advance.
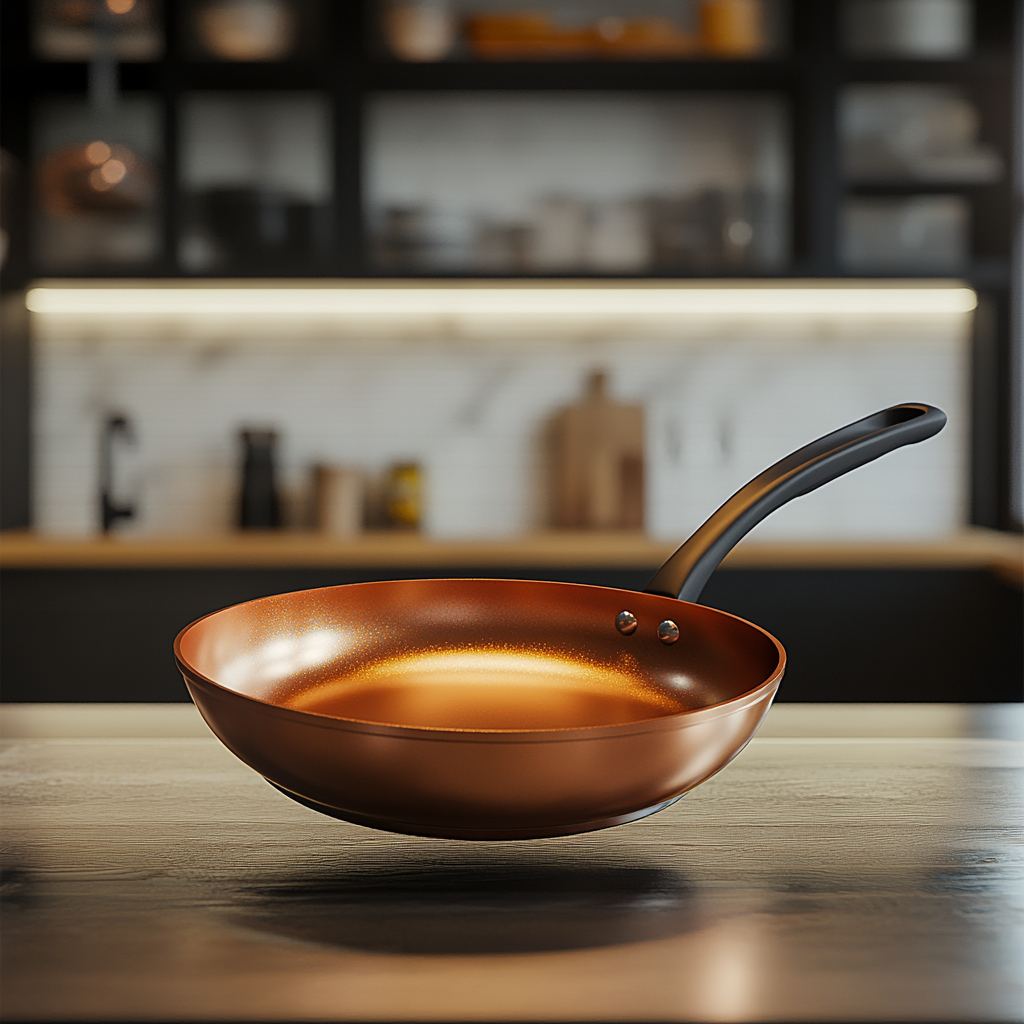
[1,567,1020,703]
[0,299,31,530]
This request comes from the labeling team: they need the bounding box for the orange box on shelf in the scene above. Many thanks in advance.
[463,12,696,61]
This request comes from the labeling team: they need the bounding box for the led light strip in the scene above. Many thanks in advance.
[25,285,978,317]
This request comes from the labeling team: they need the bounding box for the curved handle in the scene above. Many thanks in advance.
[644,403,947,602]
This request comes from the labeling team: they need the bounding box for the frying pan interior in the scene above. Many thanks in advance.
[178,578,784,731]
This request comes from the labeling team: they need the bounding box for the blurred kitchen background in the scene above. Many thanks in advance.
[0,0,1021,703]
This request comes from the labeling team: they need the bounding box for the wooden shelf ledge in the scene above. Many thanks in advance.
[1,528,1020,582]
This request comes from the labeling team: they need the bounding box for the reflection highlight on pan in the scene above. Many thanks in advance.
[226,861,700,955]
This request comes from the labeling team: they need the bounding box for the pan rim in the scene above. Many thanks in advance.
[174,578,786,742]
[182,670,782,744]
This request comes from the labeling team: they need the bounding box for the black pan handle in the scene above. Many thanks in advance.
[644,403,947,603]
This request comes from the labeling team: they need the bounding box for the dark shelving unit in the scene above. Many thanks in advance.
[0,0,1020,530]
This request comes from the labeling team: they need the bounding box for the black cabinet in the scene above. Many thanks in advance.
[1,1,1017,282]
[2,565,1021,702]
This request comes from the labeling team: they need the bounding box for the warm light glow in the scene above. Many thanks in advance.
[106,0,137,14]
[88,168,114,192]
[25,284,979,319]
[85,141,111,165]
[217,628,352,691]
[281,649,678,730]
[99,159,127,184]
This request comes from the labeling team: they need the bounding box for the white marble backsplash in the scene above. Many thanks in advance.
[33,313,968,540]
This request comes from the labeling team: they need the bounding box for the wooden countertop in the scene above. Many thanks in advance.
[2,703,1021,1022]
[1,528,1021,581]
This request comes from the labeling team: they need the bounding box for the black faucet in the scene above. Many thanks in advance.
[100,414,136,533]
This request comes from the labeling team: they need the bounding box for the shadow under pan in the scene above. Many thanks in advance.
[226,862,701,955]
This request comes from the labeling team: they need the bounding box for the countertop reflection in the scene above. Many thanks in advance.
[1,702,1022,1021]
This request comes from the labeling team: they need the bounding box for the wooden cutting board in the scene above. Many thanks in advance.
[549,370,644,530]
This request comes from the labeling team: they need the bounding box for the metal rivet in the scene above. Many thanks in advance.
[657,619,680,645]
[615,610,638,635]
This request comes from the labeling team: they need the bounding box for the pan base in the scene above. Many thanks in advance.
[266,781,686,841]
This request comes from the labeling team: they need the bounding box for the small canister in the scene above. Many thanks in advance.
[313,465,365,536]
[700,0,765,57]
[386,462,422,529]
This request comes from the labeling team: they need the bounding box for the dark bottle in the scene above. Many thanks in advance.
[99,413,137,533]
[238,429,281,530]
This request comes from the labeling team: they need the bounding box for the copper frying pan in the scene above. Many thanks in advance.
[175,403,945,840]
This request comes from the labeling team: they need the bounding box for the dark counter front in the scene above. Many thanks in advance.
[1,564,1021,702]
[1,704,1022,1022]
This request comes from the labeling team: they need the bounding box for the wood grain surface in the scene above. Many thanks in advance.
[1,528,1021,581]
[1,705,1022,1021]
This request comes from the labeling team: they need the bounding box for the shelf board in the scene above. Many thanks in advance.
[170,62,331,91]
[9,58,797,97]
[13,61,332,94]
[1,529,1019,581]
[846,181,1007,194]
[830,263,1010,289]
[842,53,1012,82]
[14,54,1010,97]
[23,269,1010,286]
[364,59,796,92]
